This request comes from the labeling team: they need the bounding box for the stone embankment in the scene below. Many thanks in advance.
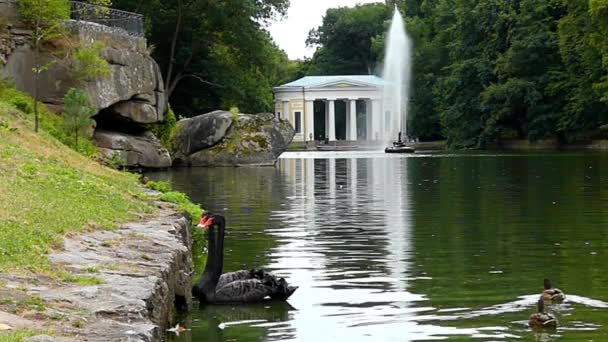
[0,196,194,342]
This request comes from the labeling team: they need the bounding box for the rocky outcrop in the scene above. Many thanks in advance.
[173,111,295,167]
[0,201,194,342]
[0,8,170,169]
[173,110,234,156]
[94,129,172,169]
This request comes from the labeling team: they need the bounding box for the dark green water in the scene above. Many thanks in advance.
[150,151,608,341]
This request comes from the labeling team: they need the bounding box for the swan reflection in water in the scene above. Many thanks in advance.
[169,302,297,342]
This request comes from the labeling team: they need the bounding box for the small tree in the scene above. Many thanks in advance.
[19,0,70,133]
[63,88,96,150]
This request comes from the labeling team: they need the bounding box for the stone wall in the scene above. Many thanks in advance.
[0,200,195,342]
[0,1,19,24]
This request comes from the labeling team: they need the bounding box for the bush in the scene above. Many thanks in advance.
[63,88,96,150]
[0,81,97,157]
[73,41,111,81]
[147,106,176,150]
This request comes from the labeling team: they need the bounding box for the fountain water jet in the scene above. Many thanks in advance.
[381,7,413,150]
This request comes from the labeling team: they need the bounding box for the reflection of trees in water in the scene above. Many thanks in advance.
[147,167,286,272]
[407,154,608,309]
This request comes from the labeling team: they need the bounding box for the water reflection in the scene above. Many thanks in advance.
[150,151,608,341]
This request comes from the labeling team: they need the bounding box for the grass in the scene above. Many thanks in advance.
[0,330,52,342]
[0,100,155,275]
[61,273,104,286]
[0,81,206,315]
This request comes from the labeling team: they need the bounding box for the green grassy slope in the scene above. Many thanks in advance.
[0,100,155,275]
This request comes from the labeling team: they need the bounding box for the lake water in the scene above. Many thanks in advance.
[150,151,608,341]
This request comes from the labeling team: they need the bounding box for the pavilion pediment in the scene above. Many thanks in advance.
[314,80,380,89]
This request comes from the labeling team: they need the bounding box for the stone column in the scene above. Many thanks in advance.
[324,100,329,140]
[366,100,372,141]
[328,100,336,141]
[349,99,357,141]
[372,99,381,140]
[345,100,351,140]
[282,101,290,121]
[305,100,314,141]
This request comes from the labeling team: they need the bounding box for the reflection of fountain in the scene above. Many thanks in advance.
[381,7,413,147]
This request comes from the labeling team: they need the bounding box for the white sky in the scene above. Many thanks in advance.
[267,0,382,60]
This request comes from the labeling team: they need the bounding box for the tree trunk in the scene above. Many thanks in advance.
[164,0,183,102]
[33,0,42,133]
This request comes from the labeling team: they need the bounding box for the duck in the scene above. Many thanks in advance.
[192,213,298,303]
[542,278,565,303]
[529,295,557,328]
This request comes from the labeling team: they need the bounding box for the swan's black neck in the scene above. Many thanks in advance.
[199,216,225,299]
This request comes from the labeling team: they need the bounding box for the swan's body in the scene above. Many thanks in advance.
[192,214,297,303]
[529,296,557,328]
[542,278,565,303]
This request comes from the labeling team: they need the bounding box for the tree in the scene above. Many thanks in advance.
[63,88,96,150]
[19,0,70,133]
[306,4,390,75]
[112,0,291,115]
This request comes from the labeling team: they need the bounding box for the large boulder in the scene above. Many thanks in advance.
[173,112,294,167]
[173,110,234,156]
[1,24,166,123]
[94,129,172,168]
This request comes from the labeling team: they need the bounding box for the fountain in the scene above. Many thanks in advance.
[382,7,414,154]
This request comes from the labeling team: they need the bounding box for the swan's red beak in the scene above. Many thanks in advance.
[197,215,213,229]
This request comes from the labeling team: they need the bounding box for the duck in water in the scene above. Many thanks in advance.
[542,278,565,303]
[529,295,557,328]
[192,213,298,303]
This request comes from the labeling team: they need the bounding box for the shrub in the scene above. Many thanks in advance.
[147,106,176,150]
[73,41,111,81]
[63,88,96,151]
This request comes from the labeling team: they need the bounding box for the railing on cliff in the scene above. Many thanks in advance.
[70,1,144,37]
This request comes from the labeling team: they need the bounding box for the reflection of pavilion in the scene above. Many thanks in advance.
[272,155,427,340]
[273,76,388,143]
[279,156,412,290]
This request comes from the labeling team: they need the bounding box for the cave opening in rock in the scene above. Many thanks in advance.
[93,107,149,136]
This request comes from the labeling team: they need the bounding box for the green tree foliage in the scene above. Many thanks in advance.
[303,0,608,147]
[73,41,111,81]
[306,4,390,75]
[19,0,70,133]
[63,88,96,151]
[111,0,292,116]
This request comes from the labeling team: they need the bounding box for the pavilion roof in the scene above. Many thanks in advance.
[276,75,384,89]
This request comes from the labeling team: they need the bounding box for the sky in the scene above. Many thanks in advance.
[267,0,382,60]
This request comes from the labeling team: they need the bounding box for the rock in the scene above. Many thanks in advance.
[174,111,295,167]
[111,100,160,124]
[1,22,166,121]
[94,129,172,168]
[173,110,234,156]
[35,206,194,342]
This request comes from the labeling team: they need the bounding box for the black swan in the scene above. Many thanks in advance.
[192,213,298,303]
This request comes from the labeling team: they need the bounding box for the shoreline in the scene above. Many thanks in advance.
[0,197,194,342]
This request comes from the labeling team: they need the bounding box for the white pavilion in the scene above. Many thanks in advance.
[273,75,387,143]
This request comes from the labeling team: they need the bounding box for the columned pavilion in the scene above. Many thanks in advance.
[273,76,383,143]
